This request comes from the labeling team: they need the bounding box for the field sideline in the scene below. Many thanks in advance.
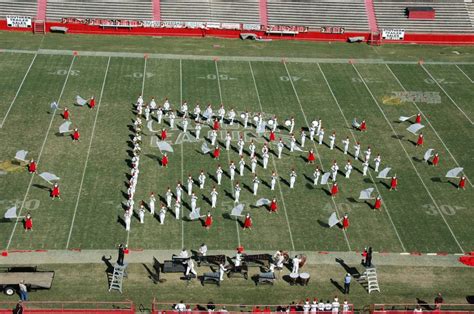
[0,43,473,255]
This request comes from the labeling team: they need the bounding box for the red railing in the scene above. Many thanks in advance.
[371,304,474,314]
[0,301,135,314]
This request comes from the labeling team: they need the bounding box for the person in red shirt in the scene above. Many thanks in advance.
[28,159,37,174]
[342,214,349,230]
[270,198,278,213]
[213,146,220,160]
[243,213,252,230]
[432,153,439,166]
[24,213,33,231]
[416,133,424,147]
[89,96,95,109]
[307,149,315,164]
[63,107,70,120]
[390,176,398,191]
[161,153,168,167]
[51,183,60,200]
[213,118,220,131]
[415,113,422,124]
[373,196,382,211]
[161,128,167,141]
[458,176,466,190]
[359,120,367,132]
[204,212,213,229]
[331,182,339,197]
[72,128,80,141]
[269,130,275,142]
[263,306,271,314]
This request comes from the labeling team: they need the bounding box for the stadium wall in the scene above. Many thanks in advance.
[0,20,473,45]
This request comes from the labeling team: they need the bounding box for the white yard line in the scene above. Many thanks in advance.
[420,64,473,125]
[248,61,296,252]
[215,60,241,247]
[0,53,38,128]
[386,64,474,188]
[126,57,148,247]
[283,62,352,252]
[180,59,185,249]
[352,63,465,253]
[66,57,111,249]
[455,65,474,83]
[5,56,76,250]
[317,63,407,252]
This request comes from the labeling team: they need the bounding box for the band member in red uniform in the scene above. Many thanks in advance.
[359,120,367,132]
[432,153,439,166]
[415,113,421,124]
[390,176,398,191]
[243,213,252,230]
[161,153,168,167]
[204,212,213,229]
[342,214,349,230]
[269,130,276,142]
[161,128,167,141]
[51,183,60,199]
[89,96,95,109]
[63,107,70,120]
[213,118,220,131]
[458,176,466,190]
[331,182,339,197]
[307,149,316,164]
[270,198,278,213]
[24,213,33,231]
[373,196,382,211]
[416,133,424,147]
[28,159,37,174]
[72,128,80,142]
[213,146,220,160]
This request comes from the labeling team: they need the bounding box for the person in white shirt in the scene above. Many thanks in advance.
[289,169,297,189]
[329,132,336,150]
[210,187,218,208]
[253,175,260,196]
[354,142,361,160]
[277,139,284,159]
[237,136,245,156]
[198,171,206,189]
[229,161,236,181]
[271,171,278,191]
[144,105,150,121]
[190,193,197,211]
[239,156,245,177]
[219,263,226,281]
[181,101,188,116]
[251,156,258,174]
[291,255,301,274]
[262,151,269,169]
[163,98,171,111]
[309,126,316,142]
[185,259,197,277]
[313,167,321,185]
[300,130,307,148]
[159,205,166,225]
[166,188,173,208]
[194,123,202,140]
[139,204,145,223]
[331,161,339,181]
[374,154,381,172]
[156,107,163,124]
[209,129,217,146]
[289,117,295,134]
[290,135,296,152]
[174,201,181,219]
[363,159,369,176]
[332,297,340,314]
[169,111,176,129]
[216,165,223,185]
[243,111,249,128]
[225,132,232,151]
[218,105,225,123]
[342,137,350,154]
[198,243,208,256]
[345,161,353,179]
[193,103,201,121]
[365,146,372,162]
[176,182,183,202]
[187,175,193,196]
[234,182,241,203]
[303,300,311,314]
[149,192,156,215]
[248,140,256,158]
[318,128,325,145]
[228,108,236,125]
[175,301,187,312]
[182,118,189,133]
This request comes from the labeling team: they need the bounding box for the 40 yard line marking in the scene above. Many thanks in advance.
[420,64,473,125]
[66,56,111,249]
[386,64,474,188]
[215,60,241,247]
[283,62,352,252]
[6,55,76,251]
[352,63,465,253]
[249,61,296,253]
[317,63,407,252]
[455,65,474,83]
[0,53,38,128]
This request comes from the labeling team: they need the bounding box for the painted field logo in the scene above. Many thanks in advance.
[383,91,441,105]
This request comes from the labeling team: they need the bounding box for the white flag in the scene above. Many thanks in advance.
[328,212,339,228]
[445,167,463,179]
[39,172,60,184]
[406,123,424,135]
[377,167,391,179]
[156,140,174,153]
[398,115,415,122]
[59,121,72,134]
[14,150,28,162]
[256,122,266,135]
[4,206,17,219]
[50,101,59,111]
[75,95,87,106]
[352,118,360,129]
[423,149,434,162]
[359,187,374,200]
[201,142,211,154]
[189,208,202,220]
[255,198,270,207]
[231,204,244,217]
[320,172,331,185]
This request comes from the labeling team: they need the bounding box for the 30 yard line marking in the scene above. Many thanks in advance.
[180,59,184,249]
[283,62,352,252]
[317,63,407,252]
[352,63,465,253]
[420,64,473,125]
[386,64,474,188]
[6,55,76,251]
[249,61,296,252]
[215,60,241,247]
[126,57,147,247]
[455,65,474,83]
[66,56,111,249]
[0,53,38,128]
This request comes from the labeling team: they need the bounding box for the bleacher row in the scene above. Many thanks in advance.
[0,0,473,33]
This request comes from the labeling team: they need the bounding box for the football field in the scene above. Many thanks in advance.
[0,48,473,254]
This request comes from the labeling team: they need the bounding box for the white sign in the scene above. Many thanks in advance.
[382,29,405,40]
[243,24,261,31]
[7,16,32,28]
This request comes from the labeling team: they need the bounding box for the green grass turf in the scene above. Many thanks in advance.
[0,263,473,309]
[0,36,473,254]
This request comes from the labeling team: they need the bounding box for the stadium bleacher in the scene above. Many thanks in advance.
[267,0,370,31]
[373,0,473,33]
[0,0,37,18]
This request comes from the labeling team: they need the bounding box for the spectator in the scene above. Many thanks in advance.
[318,299,325,312]
[220,306,228,313]
[263,306,271,314]
[18,281,28,301]
[414,306,422,313]
[324,300,332,312]
[13,301,23,314]
[342,300,350,313]
[331,297,340,313]
[303,299,310,314]
[207,301,216,313]
[434,293,444,309]
[367,247,373,267]
[344,273,351,294]
[175,301,186,312]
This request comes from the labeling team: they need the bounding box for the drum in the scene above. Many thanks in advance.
[299,272,310,286]
[284,120,291,127]
[240,113,246,119]
[311,120,318,128]
[267,119,274,126]
[253,116,259,122]
[289,272,299,286]
[299,255,307,268]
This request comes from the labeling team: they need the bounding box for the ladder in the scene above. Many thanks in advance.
[34,20,45,34]
[109,263,128,293]
[362,267,380,293]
